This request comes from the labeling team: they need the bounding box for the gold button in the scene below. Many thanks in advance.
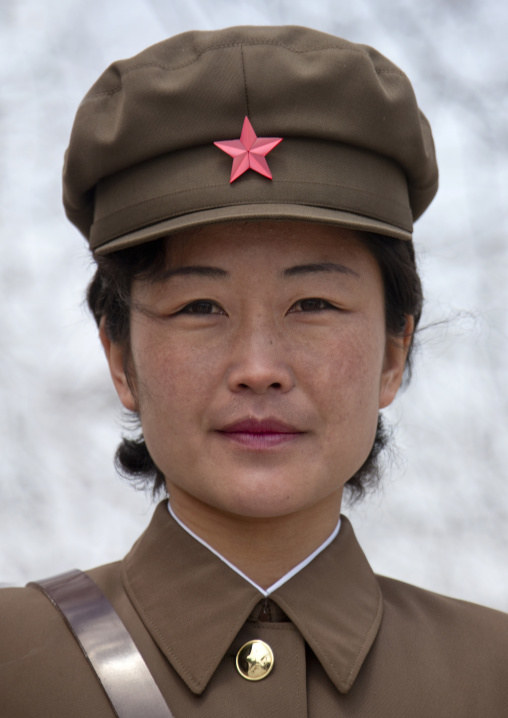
[236,640,274,681]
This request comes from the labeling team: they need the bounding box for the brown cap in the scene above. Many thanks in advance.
[63,25,438,255]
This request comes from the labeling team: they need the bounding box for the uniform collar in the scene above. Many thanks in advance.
[167,500,342,596]
[122,501,383,695]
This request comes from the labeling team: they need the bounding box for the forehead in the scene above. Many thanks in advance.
[161,220,374,269]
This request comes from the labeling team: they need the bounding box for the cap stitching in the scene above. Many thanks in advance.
[85,43,405,99]
[95,176,409,224]
[240,45,250,117]
[94,195,411,246]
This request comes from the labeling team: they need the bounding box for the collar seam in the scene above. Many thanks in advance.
[121,561,200,689]
[122,557,261,694]
[344,584,383,688]
[274,583,383,692]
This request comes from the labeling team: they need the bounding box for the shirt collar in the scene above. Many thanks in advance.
[167,500,342,597]
[122,501,382,696]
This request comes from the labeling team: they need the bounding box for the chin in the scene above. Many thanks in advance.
[215,481,334,521]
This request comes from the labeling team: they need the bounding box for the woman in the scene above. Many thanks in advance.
[1,25,507,717]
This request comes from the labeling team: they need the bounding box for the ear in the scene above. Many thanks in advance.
[99,319,137,412]
[379,315,414,409]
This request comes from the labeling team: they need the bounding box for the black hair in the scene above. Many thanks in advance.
[87,229,423,502]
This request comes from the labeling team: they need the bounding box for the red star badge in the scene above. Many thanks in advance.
[214,117,283,183]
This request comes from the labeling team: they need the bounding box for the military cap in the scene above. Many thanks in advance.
[63,25,438,254]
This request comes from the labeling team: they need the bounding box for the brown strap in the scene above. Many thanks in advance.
[29,569,174,718]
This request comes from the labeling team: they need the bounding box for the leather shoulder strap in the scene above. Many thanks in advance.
[29,569,174,718]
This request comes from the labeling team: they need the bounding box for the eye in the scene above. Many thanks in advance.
[289,298,335,313]
[179,300,225,315]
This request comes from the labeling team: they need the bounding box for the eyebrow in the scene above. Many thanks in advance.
[155,265,229,282]
[282,262,359,278]
[154,261,359,283]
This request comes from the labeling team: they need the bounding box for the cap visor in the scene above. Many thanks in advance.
[96,203,412,254]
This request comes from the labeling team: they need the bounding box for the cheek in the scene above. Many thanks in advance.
[320,341,382,466]
[304,321,386,405]
[130,326,221,423]
[301,321,386,464]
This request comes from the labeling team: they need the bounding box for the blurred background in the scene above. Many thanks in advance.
[1,0,507,609]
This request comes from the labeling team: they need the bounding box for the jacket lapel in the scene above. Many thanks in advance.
[122,503,382,695]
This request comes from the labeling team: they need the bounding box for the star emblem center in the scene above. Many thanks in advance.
[214,117,283,183]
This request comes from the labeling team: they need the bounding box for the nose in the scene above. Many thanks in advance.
[226,318,295,395]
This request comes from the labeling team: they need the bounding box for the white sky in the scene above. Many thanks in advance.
[1,0,507,610]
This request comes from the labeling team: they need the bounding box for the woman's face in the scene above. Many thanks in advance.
[105,221,409,522]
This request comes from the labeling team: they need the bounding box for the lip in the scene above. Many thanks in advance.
[216,417,304,449]
[220,418,301,434]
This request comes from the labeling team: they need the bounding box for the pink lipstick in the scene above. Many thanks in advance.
[217,418,303,449]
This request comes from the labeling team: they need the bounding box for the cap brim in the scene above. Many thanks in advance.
[96,203,412,254]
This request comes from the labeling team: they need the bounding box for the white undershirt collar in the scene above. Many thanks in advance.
[167,502,341,597]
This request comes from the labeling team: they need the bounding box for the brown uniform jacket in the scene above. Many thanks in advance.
[1,501,507,717]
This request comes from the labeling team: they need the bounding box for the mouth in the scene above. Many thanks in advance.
[217,417,304,449]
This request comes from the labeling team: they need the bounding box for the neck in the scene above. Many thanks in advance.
[167,487,343,589]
